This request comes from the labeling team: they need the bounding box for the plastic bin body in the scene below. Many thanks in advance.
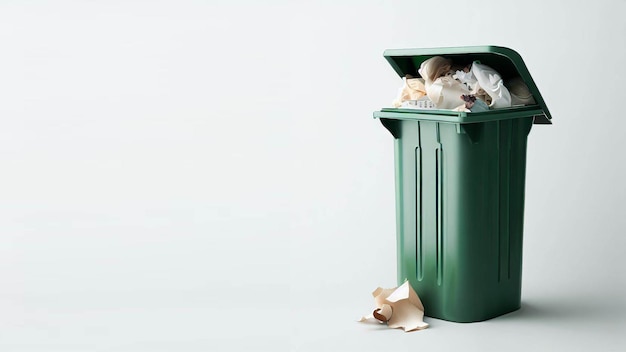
[375,46,551,323]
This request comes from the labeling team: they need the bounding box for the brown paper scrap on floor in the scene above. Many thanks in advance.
[358,281,429,332]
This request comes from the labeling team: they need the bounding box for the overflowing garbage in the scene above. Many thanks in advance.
[392,56,536,112]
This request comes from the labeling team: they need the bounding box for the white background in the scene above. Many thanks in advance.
[1,0,625,351]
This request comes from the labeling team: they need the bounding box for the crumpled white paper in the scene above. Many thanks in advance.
[358,281,429,332]
[468,61,512,109]
[392,76,427,108]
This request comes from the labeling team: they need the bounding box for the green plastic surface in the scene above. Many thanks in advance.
[375,46,550,322]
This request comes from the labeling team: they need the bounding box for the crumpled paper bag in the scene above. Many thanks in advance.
[358,281,429,332]
[392,75,427,108]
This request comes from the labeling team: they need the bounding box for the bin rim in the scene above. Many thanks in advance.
[380,45,552,124]
[373,105,546,125]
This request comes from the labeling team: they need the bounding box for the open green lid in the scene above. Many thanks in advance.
[382,46,551,124]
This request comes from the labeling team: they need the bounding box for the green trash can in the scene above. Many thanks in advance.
[374,46,551,323]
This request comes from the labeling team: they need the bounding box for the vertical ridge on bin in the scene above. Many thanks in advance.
[506,120,512,281]
[415,136,424,281]
[498,120,512,282]
[496,121,501,283]
[394,136,405,284]
[435,123,443,287]
[399,120,419,284]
